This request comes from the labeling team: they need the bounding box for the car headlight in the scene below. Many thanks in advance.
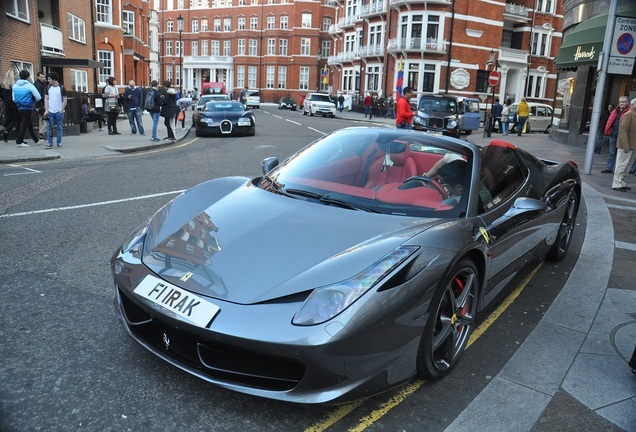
[447,119,458,129]
[292,245,419,326]
[413,116,424,126]
[119,219,150,260]
[202,118,216,125]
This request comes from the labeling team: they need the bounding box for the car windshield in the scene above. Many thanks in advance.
[205,102,244,112]
[418,97,457,114]
[261,128,472,218]
[311,94,332,102]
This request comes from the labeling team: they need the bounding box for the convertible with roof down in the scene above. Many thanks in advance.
[111,127,580,404]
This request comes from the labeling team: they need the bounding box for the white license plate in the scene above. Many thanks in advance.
[426,131,443,136]
[134,275,220,328]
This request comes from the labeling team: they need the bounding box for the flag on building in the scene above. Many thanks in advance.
[396,57,404,96]
[321,66,329,85]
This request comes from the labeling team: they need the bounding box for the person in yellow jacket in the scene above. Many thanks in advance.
[516,97,530,136]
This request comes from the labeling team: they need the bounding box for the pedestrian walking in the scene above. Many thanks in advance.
[500,98,511,135]
[492,97,503,132]
[102,77,121,135]
[363,93,372,118]
[395,87,415,129]
[516,97,529,136]
[594,104,614,154]
[124,80,145,135]
[384,97,395,119]
[145,80,162,142]
[12,70,41,147]
[611,97,636,192]
[1,69,21,143]
[43,71,67,148]
[34,71,47,139]
[160,80,178,141]
[337,94,344,113]
[602,96,630,173]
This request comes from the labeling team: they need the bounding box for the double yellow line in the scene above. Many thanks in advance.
[306,263,542,432]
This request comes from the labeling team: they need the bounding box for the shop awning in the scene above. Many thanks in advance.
[555,5,636,70]
[41,57,104,69]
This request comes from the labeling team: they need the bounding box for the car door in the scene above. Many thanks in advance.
[477,144,548,304]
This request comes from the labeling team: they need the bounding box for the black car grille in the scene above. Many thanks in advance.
[428,118,445,129]
[118,288,305,391]
[220,119,232,134]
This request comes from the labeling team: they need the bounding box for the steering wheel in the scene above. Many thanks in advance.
[400,175,448,199]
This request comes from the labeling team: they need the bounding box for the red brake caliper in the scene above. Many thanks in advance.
[453,277,466,332]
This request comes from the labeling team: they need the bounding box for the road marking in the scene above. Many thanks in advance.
[4,165,42,175]
[0,190,185,219]
[304,263,542,432]
[616,241,636,251]
[286,119,302,125]
[308,127,327,135]
[607,203,636,211]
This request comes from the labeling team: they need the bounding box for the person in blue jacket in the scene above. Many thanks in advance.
[12,70,41,147]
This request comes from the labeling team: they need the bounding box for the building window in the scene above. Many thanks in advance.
[267,38,276,55]
[6,0,29,21]
[526,74,546,98]
[299,67,309,90]
[201,40,208,56]
[201,19,208,31]
[68,13,86,44]
[476,70,488,93]
[248,66,257,88]
[421,63,435,92]
[249,39,258,56]
[346,0,358,18]
[192,19,198,33]
[344,33,356,53]
[223,40,231,56]
[536,0,554,14]
[237,66,245,88]
[224,18,231,31]
[177,0,184,8]
[279,39,288,56]
[95,0,111,24]
[191,41,198,56]
[280,16,288,30]
[266,66,275,88]
[238,18,245,30]
[239,0,246,6]
[267,16,275,29]
[301,13,312,28]
[166,40,173,56]
[176,40,182,56]
[237,39,245,55]
[166,65,173,81]
[532,30,551,57]
[321,40,330,58]
[400,14,441,50]
[278,66,286,89]
[368,24,382,49]
[97,50,114,84]
[167,21,174,32]
[365,65,380,91]
[300,38,310,56]
[123,10,134,35]
[323,17,331,32]
[250,17,258,30]
[213,19,220,32]
[70,69,88,92]
[212,40,220,56]
[342,69,356,92]
[11,61,33,79]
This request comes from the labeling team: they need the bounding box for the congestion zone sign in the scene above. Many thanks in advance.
[609,17,636,75]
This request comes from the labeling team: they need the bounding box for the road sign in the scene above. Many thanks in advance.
[488,70,500,86]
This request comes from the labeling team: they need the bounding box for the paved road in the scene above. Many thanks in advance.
[1,106,635,431]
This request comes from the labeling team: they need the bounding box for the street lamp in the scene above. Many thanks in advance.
[177,13,184,93]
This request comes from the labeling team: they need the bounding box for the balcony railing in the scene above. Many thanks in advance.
[504,3,530,18]
[387,38,446,54]
[327,51,359,65]
[498,47,529,63]
[328,23,342,35]
[360,1,388,18]
[358,45,385,58]
[185,55,234,66]
[390,0,451,7]
[338,15,360,29]
[40,23,64,55]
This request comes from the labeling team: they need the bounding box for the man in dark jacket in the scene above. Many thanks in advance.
[34,72,47,139]
[12,70,41,147]
[124,80,145,135]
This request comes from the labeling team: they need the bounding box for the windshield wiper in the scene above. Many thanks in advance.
[261,174,293,197]
[319,196,380,213]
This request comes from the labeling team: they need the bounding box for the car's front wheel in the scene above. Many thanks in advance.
[546,190,578,261]
[417,258,478,380]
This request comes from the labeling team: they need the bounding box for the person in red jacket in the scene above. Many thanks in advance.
[601,96,630,173]
[395,87,415,129]
[363,93,372,118]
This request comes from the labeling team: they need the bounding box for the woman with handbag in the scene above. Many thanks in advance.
[160,81,178,141]
[102,77,121,135]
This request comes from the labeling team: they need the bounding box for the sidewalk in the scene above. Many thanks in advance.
[2,105,635,430]
[0,110,191,163]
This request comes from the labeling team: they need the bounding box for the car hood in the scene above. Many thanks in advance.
[141,177,440,304]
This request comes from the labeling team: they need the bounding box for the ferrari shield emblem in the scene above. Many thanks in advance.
[180,272,194,282]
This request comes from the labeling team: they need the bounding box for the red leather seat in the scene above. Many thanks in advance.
[364,142,417,189]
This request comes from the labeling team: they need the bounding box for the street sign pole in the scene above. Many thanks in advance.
[486,69,500,137]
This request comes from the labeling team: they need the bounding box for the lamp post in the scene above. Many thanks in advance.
[177,13,184,94]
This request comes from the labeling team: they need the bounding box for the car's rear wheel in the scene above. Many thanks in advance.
[547,190,578,262]
[417,258,478,380]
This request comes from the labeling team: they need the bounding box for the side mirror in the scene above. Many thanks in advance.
[261,157,279,174]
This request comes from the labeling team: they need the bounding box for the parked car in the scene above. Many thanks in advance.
[413,94,481,137]
[193,100,255,136]
[246,90,260,109]
[302,92,336,117]
[196,94,231,111]
[508,102,553,133]
[278,96,297,111]
[111,127,580,404]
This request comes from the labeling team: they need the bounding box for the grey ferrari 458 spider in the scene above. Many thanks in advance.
[111,127,580,404]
